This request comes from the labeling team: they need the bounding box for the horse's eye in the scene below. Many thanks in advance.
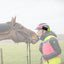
[20,26,24,29]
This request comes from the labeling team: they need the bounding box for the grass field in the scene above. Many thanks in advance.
[0,40,64,64]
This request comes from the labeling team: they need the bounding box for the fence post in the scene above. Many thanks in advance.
[0,48,3,64]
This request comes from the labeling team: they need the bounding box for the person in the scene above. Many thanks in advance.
[35,23,61,64]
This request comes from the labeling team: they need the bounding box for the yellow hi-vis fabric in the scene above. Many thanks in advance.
[42,35,61,64]
[43,35,56,42]
[44,57,61,64]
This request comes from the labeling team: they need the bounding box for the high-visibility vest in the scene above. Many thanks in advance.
[41,35,61,64]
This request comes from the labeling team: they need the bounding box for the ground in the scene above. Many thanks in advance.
[0,40,64,64]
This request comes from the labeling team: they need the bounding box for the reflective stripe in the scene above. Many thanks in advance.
[43,40,49,44]
[43,35,56,42]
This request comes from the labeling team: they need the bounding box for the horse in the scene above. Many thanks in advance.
[0,17,39,43]
[0,17,39,64]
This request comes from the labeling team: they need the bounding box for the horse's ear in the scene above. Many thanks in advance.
[11,16,16,26]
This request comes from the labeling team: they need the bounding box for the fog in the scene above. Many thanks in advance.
[0,0,64,34]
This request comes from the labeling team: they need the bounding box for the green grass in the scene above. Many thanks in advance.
[59,40,64,64]
[0,40,64,64]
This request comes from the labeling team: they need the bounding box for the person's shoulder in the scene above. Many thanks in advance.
[50,37,57,40]
[49,37,58,44]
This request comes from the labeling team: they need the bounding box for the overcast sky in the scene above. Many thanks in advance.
[0,0,64,34]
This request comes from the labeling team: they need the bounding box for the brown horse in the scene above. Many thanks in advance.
[0,17,39,64]
[0,17,39,44]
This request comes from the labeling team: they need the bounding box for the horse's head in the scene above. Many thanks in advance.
[1,17,39,44]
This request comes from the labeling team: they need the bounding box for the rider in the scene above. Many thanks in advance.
[36,23,61,64]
